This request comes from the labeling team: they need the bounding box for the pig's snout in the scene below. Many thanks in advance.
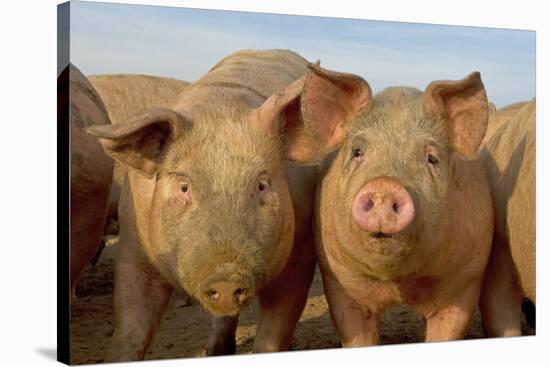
[201,269,252,315]
[352,177,415,234]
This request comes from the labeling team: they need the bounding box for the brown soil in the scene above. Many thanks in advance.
[70,245,535,364]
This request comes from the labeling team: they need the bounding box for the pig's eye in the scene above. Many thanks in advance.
[427,154,439,165]
[351,147,363,159]
[424,145,440,166]
[257,180,269,192]
[176,179,191,204]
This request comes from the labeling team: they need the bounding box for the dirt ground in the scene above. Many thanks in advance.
[70,244,535,365]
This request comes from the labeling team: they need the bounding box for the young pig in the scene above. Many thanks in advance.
[86,50,366,361]
[314,67,493,345]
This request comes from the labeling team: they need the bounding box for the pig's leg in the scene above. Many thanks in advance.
[479,239,523,337]
[207,315,239,355]
[323,272,380,347]
[424,284,480,341]
[252,244,316,353]
[106,258,173,362]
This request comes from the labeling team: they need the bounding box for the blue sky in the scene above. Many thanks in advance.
[69,1,535,108]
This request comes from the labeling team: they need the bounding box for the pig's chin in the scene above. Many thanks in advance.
[357,233,412,278]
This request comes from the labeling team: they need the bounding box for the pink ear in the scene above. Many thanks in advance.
[252,63,372,163]
[300,64,371,154]
[252,77,306,137]
[423,72,489,158]
[86,107,191,176]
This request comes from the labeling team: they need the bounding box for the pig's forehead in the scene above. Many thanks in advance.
[369,87,423,122]
[353,88,418,129]
[351,97,448,147]
[162,119,283,177]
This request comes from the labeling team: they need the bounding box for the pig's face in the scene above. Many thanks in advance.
[151,114,294,316]
[327,74,489,280]
[87,64,372,316]
[331,89,453,278]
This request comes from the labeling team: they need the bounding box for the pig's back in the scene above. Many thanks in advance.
[65,64,114,288]
[174,49,310,113]
[69,64,113,186]
[482,101,528,146]
[89,74,190,125]
[483,98,536,301]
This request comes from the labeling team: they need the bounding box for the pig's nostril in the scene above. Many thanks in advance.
[206,290,219,303]
[392,202,400,213]
[233,288,248,304]
[364,198,375,211]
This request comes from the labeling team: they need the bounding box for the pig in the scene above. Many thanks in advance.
[85,49,365,361]
[481,101,528,146]
[479,98,536,337]
[312,67,493,345]
[58,64,115,295]
[88,74,190,244]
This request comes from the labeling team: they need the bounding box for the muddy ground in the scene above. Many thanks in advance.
[70,244,535,364]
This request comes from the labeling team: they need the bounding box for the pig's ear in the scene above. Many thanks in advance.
[86,107,191,177]
[423,72,489,158]
[251,63,372,163]
[488,102,497,114]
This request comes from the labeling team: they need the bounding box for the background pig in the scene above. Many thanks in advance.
[89,74,190,239]
[89,74,190,125]
[481,101,528,146]
[479,99,536,337]
[59,64,115,295]
[86,49,362,361]
[312,68,493,345]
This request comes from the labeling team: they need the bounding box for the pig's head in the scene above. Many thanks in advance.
[319,71,489,280]
[86,65,370,316]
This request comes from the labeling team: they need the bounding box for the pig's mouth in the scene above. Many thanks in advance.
[200,295,252,317]
[362,233,411,258]
[372,232,393,239]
